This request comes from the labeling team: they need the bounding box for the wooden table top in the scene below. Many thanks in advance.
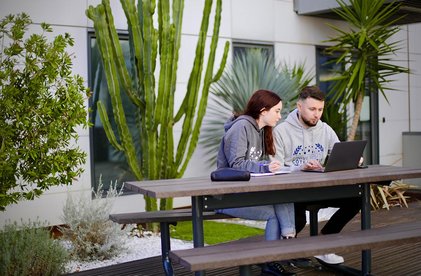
[125,165,421,198]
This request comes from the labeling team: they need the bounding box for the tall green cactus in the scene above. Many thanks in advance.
[86,0,229,212]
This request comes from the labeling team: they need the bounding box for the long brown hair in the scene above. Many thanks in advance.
[243,90,282,156]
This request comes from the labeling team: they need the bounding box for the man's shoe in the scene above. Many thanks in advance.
[261,262,296,276]
[287,258,313,268]
[314,253,344,264]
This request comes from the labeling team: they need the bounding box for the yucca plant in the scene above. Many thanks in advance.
[324,0,409,141]
[200,48,313,166]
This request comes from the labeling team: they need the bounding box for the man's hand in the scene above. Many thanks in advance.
[302,159,323,171]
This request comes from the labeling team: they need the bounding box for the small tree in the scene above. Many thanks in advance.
[324,0,409,141]
[0,13,89,210]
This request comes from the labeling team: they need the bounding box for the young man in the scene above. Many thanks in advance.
[273,86,361,265]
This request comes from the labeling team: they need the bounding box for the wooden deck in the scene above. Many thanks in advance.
[67,200,421,276]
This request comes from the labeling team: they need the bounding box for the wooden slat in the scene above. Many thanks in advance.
[170,220,421,271]
[109,209,232,224]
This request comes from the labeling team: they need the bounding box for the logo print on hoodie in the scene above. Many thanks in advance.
[249,146,262,161]
[292,143,325,166]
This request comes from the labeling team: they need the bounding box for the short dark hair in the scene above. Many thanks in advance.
[299,86,325,101]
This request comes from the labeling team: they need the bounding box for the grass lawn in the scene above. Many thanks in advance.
[170,220,264,245]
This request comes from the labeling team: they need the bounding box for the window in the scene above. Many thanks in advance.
[88,33,139,193]
[232,42,274,59]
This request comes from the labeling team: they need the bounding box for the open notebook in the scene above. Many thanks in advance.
[250,167,291,177]
[303,140,367,173]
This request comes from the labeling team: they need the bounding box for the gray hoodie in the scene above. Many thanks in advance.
[216,115,270,173]
[274,109,339,169]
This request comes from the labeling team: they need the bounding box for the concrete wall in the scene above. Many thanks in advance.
[1,0,420,227]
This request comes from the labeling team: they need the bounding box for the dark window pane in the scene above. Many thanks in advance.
[89,34,139,193]
[233,42,274,59]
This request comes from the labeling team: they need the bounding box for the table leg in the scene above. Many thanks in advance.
[361,183,372,275]
[160,222,174,276]
[192,196,205,276]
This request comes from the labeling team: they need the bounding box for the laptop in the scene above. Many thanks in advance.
[303,140,368,173]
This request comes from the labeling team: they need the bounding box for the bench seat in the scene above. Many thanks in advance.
[169,220,421,272]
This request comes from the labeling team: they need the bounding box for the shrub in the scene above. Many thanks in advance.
[0,13,90,210]
[0,220,69,276]
[60,179,124,261]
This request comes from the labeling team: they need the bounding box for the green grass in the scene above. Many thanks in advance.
[170,220,264,245]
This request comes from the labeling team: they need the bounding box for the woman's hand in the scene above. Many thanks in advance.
[302,159,323,171]
[268,159,282,172]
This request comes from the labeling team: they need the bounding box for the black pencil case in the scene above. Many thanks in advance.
[210,168,251,181]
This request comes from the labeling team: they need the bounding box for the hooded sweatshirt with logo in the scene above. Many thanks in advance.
[217,115,270,173]
[274,108,339,170]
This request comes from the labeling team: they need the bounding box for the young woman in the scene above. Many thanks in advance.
[216,89,296,276]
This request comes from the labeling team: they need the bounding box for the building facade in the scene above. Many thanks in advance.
[1,0,420,227]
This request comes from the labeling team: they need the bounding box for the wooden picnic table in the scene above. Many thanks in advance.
[125,165,421,276]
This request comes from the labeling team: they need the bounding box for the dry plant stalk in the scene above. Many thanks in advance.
[370,180,414,210]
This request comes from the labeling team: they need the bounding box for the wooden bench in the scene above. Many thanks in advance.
[109,208,232,275]
[169,220,421,275]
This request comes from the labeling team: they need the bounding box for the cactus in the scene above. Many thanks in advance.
[86,0,229,212]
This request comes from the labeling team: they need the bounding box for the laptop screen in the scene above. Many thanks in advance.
[323,140,368,172]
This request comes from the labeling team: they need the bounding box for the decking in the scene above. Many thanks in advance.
[67,200,421,276]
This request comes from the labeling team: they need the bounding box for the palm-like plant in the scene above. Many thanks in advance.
[324,0,409,141]
[200,49,313,166]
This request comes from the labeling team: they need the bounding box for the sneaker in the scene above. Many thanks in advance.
[314,253,344,264]
[261,262,296,276]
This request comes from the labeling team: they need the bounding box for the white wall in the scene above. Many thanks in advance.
[379,23,421,165]
[1,0,420,227]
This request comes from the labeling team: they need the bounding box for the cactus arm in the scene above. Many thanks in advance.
[174,0,213,168]
[142,0,156,131]
[155,0,170,128]
[156,54,171,178]
[97,101,124,151]
[87,4,143,180]
[140,0,159,180]
[173,32,205,167]
[101,0,143,109]
[212,41,230,83]
[177,0,228,176]
[121,0,145,107]
[165,1,183,176]
[173,92,188,122]
[156,1,184,178]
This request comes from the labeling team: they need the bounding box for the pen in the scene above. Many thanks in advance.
[258,162,270,172]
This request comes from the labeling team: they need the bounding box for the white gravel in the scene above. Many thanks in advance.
[65,230,193,273]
